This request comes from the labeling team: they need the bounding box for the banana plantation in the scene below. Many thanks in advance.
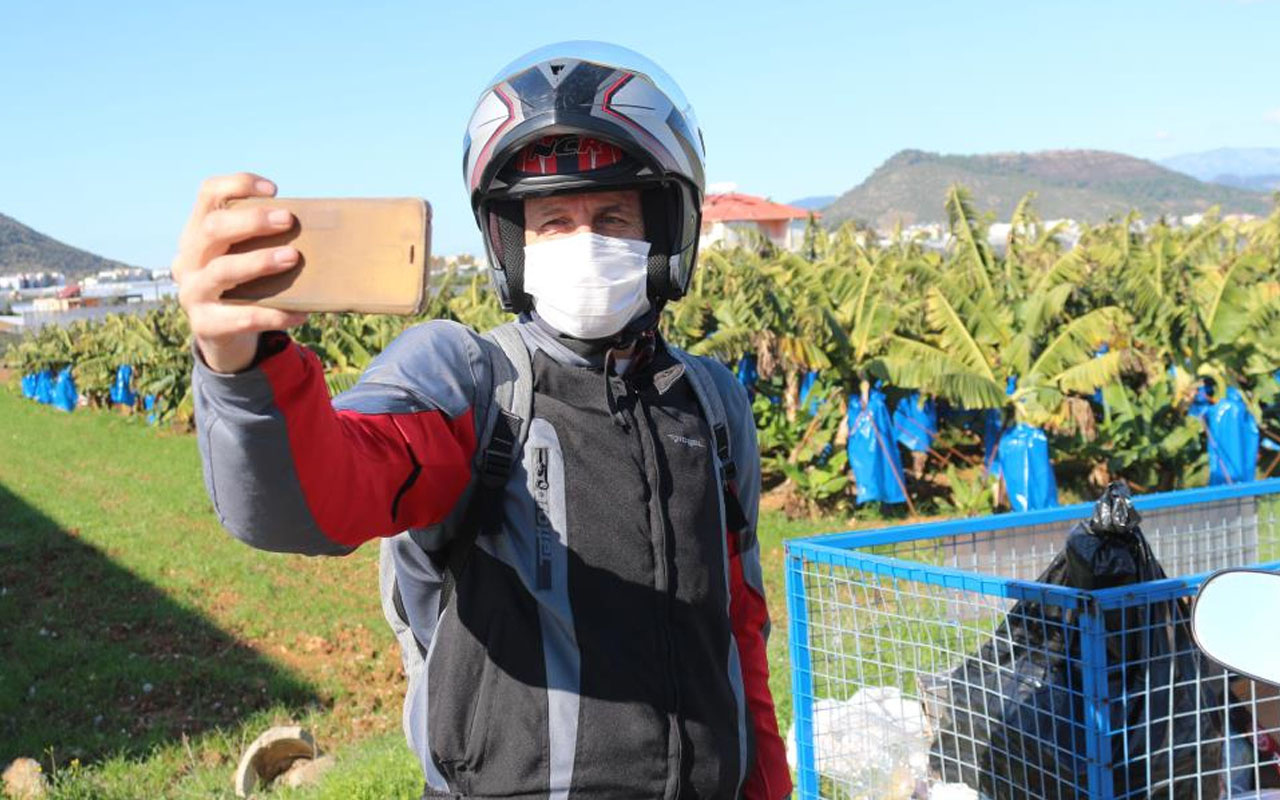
[8,188,1280,516]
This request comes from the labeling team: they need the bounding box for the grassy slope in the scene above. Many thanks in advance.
[0,388,854,797]
[0,388,417,797]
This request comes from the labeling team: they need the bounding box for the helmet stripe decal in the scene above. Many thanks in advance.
[470,85,516,192]
[600,73,640,131]
[600,73,673,171]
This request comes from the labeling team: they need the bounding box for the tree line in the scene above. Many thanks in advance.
[8,187,1279,516]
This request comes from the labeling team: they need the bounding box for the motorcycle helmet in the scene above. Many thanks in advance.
[463,41,706,313]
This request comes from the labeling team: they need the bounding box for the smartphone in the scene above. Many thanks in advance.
[221,197,431,315]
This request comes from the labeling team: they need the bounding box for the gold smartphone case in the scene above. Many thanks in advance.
[222,197,431,315]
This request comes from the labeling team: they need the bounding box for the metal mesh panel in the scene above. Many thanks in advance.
[787,486,1280,800]
[883,496,1267,584]
[1100,596,1227,799]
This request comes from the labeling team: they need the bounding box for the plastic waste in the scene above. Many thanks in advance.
[928,483,1224,798]
[787,687,930,799]
[929,784,988,800]
[1224,702,1280,795]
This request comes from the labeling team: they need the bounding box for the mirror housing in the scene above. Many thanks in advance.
[1193,569,1280,685]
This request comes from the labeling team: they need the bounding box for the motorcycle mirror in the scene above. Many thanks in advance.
[1192,568,1280,686]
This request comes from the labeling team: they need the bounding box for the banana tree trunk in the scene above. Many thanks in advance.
[784,369,800,423]
[834,394,849,447]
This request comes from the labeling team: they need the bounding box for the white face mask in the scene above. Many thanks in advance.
[522,232,652,340]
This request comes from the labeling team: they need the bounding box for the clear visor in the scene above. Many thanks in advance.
[487,40,698,126]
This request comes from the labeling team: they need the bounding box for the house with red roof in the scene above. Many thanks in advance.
[699,192,817,252]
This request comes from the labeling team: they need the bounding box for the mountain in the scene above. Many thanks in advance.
[1209,174,1280,192]
[1160,147,1280,191]
[0,213,139,279]
[788,195,837,212]
[824,149,1275,230]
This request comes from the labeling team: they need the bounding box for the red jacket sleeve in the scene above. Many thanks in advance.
[258,338,476,547]
[192,325,480,554]
[727,523,793,800]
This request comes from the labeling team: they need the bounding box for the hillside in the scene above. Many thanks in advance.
[824,149,1275,229]
[0,212,139,278]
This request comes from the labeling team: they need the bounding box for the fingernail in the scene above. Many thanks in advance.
[255,179,276,194]
[273,247,298,266]
[268,209,292,226]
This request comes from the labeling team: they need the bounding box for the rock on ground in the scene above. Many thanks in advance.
[279,754,337,789]
[2,758,48,799]
[233,726,325,797]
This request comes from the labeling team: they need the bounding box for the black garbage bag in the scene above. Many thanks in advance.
[928,482,1224,799]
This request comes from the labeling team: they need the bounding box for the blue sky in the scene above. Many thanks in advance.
[2,0,1278,268]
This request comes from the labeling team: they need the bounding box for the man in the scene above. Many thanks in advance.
[174,42,790,799]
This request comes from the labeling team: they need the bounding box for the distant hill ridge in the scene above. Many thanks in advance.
[1160,147,1280,191]
[823,149,1275,229]
[787,195,838,212]
[0,213,138,279]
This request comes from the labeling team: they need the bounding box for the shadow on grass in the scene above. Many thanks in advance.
[0,481,321,765]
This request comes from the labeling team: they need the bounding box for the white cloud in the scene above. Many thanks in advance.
[1264,108,1280,124]
[1155,130,1172,140]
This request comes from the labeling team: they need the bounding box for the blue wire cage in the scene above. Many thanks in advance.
[786,479,1280,799]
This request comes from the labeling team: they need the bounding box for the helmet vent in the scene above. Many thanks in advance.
[537,59,578,87]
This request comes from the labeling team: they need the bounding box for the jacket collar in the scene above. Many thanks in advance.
[514,313,599,369]
[512,313,664,377]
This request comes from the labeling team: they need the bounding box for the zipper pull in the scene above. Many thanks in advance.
[604,348,632,431]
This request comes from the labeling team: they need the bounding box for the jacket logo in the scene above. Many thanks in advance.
[532,447,554,591]
[667,434,706,449]
[653,363,686,395]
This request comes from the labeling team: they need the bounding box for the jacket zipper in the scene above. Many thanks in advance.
[616,372,684,799]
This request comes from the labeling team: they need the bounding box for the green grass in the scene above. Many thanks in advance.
[18,381,1269,796]
[756,512,855,731]
[0,387,861,797]
[0,389,413,797]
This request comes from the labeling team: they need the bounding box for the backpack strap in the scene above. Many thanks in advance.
[485,322,535,454]
[671,349,735,482]
[437,320,533,613]
[670,349,748,532]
